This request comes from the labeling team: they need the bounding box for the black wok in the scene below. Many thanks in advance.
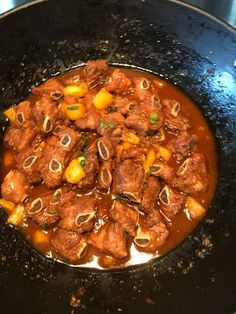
[0,0,235,313]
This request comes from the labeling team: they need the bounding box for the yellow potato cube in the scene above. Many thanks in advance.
[93,88,113,110]
[4,107,15,121]
[143,149,156,172]
[155,144,171,161]
[186,197,206,219]
[7,205,25,226]
[66,103,86,120]
[64,159,85,184]
[63,83,88,97]
[0,198,15,212]
[122,132,140,145]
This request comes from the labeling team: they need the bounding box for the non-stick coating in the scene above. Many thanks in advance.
[0,1,235,313]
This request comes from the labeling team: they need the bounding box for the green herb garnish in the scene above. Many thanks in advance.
[67,105,78,110]
[149,112,159,124]
[123,231,128,240]
[99,120,117,129]
[149,166,156,173]
[78,156,87,168]
[41,222,49,229]
[146,129,152,136]
[80,134,88,148]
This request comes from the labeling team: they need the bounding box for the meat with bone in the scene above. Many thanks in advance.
[1,170,30,203]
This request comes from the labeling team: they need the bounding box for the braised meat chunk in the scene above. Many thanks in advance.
[59,195,96,233]
[110,200,139,236]
[1,170,30,203]
[112,159,145,203]
[159,185,186,218]
[89,223,127,259]
[173,153,208,194]
[0,61,216,269]
[50,228,87,263]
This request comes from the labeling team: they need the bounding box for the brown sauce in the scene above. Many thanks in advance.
[0,65,217,269]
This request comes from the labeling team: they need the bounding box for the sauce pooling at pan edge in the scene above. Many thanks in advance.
[0,60,217,268]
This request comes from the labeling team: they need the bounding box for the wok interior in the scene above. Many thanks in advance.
[0,0,235,312]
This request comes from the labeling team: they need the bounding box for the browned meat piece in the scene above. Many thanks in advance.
[134,221,169,251]
[125,113,149,136]
[32,78,64,99]
[50,228,87,263]
[33,97,61,133]
[133,77,153,104]
[97,160,113,190]
[150,161,175,185]
[59,195,96,233]
[141,177,161,213]
[83,91,97,111]
[112,159,145,203]
[89,222,127,259]
[75,111,100,131]
[162,99,190,132]
[16,144,44,183]
[167,132,198,160]
[109,200,139,236]
[97,136,117,160]
[14,101,34,128]
[59,189,77,208]
[26,194,60,228]
[106,69,132,94]
[54,126,80,153]
[159,185,186,218]
[141,209,162,228]
[83,59,108,82]
[113,96,137,115]
[121,146,146,163]
[173,153,208,194]
[97,112,125,137]
[1,170,30,203]
[40,136,68,187]
[4,126,36,152]
[78,141,99,188]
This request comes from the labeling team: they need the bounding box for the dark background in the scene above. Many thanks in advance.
[0,0,236,27]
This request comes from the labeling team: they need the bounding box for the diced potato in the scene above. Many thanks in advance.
[64,159,85,184]
[122,132,140,145]
[186,197,206,219]
[33,230,49,246]
[143,149,156,172]
[122,141,132,150]
[155,144,171,161]
[63,83,88,97]
[3,150,15,168]
[66,103,86,120]
[4,107,16,122]
[93,88,113,110]
[0,198,15,212]
[7,204,25,226]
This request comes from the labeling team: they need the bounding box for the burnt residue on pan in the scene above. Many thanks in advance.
[0,0,235,313]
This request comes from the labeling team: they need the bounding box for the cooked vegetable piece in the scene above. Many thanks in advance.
[66,103,86,120]
[0,198,15,212]
[7,204,25,226]
[63,83,88,97]
[155,144,172,161]
[4,107,16,121]
[122,132,140,145]
[64,159,85,183]
[186,197,206,219]
[143,149,156,172]
[33,230,49,245]
[93,88,113,109]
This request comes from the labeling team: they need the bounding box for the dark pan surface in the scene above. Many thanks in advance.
[0,1,235,313]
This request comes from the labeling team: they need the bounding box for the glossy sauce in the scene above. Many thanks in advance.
[0,67,218,269]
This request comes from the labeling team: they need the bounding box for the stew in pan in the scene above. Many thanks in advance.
[0,60,217,268]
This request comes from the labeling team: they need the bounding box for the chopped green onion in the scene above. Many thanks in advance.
[146,129,152,136]
[99,120,117,129]
[78,156,87,168]
[149,112,159,124]
[67,105,78,110]
[41,222,49,229]
[149,166,156,172]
